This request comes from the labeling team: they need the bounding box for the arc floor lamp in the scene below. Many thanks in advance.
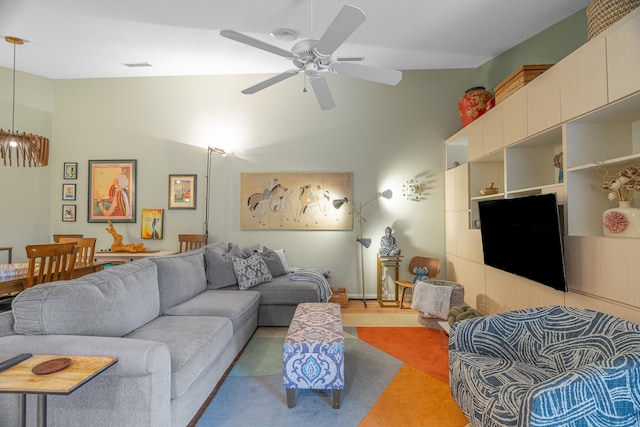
[333,189,392,308]
[204,146,226,242]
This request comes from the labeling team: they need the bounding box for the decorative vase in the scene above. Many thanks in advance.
[602,200,640,238]
[458,87,494,127]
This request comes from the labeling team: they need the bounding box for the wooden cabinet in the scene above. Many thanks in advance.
[482,105,503,154]
[466,119,484,161]
[606,11,640,102]
[526,66,561,135]
[559,37,608,122]
[501,90,527,147]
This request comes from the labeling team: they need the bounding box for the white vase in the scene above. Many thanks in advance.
[602,200,640,238]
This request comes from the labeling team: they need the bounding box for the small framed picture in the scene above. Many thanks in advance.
[64,162,78,179]
[63,183,76,200]
[62,204,77,222]
[141,208,164,239]
[169,174,197,209]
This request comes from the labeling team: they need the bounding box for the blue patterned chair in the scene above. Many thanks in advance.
[449,305,640,427]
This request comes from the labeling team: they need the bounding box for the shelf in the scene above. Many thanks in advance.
[507,183,564,198]
[567,152,640,173]
[470,193,504,202]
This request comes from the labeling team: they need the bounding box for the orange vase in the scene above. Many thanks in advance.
[458,87,494,127]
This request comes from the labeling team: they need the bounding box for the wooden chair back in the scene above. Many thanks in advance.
[57,237,97,263]
[25,243,78,288]
[178,234,207,253]
[408,256,441,279]
[53,233,83,243]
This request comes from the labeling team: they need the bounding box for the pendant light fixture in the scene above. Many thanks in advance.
[0,36,49,167]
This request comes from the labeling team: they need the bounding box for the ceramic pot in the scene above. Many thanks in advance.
[602,200,640,238]
[458,87,494,127]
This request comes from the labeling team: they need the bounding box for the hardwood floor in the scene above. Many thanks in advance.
[340,298,418,314]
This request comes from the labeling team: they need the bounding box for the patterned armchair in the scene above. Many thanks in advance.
[449,305,640,427]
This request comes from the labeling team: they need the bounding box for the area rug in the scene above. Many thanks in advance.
[193,326,468,427]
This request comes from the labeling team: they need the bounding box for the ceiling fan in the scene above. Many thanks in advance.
[220,4,402,110]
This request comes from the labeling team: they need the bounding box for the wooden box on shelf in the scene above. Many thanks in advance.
[329,287,349,308]
[494,64,554,104]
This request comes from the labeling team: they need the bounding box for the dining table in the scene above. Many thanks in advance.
[0,261,108,297]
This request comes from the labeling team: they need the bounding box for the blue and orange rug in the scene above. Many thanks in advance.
[194,326,468,427]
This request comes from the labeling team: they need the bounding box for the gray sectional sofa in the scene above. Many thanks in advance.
[0,242,330,427]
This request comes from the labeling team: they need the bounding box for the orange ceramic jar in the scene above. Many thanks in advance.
[458,87,494,127]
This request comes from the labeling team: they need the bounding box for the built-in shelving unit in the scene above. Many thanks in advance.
[444,8,640,321]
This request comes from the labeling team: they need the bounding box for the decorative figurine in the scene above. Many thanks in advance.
[105,220,146,253]
[379,226,401,256]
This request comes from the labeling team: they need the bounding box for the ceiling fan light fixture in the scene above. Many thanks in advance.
[269,28,298,42]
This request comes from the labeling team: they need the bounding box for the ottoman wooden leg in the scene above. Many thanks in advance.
[286,388,296,408]
[332,390,341,409]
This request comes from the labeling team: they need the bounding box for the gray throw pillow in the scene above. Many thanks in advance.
[205,243,241,289]
[231,253,273,290]
[258,247,287,277]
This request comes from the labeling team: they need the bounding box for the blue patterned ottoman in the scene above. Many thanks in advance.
[283,302,344,409]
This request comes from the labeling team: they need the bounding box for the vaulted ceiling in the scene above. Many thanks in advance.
[0,0,591,80]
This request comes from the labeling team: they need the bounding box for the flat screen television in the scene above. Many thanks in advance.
[478,193,567,292]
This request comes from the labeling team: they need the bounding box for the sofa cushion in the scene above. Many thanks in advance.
[151,249,207,314]
[258,247,287,277]
[125,315,233,399]
[12,259,160,336]
[248,275,321,305]
[232,254,273,290]
[204,243,241,289]
[164,290,260,332]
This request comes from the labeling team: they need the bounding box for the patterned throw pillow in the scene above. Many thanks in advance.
[231,253,273,290]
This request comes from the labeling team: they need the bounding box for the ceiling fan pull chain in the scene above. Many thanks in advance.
[303,74,308,93]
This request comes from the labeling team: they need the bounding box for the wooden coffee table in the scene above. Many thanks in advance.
[0,354,117,427]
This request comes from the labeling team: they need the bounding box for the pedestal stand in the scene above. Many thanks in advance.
[376,255,402,307]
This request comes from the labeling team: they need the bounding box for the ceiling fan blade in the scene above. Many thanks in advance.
[331,62,402,86]
[310,74,335,110]
[314,5,366,57]
[241,70,300,94]
[220,30,293,59]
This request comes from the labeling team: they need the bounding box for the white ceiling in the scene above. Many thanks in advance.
[0,0,591,80]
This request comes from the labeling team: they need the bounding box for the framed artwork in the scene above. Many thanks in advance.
[62,183,76,200]
[88,159,137,223]
[64,162,77,179]
[240,172,353,230]
[141,208,164,239]
[62,204,76,222]
[169,174,197,209]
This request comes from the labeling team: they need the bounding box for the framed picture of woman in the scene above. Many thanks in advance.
[88,160,137,223]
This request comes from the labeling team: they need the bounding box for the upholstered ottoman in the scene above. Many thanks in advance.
[283,302,344,409]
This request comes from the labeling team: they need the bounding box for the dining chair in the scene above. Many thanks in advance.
[396,256,442,309]
[57,237,97,263]
[178,234,207,253]
[53,233,83,243]
[24,243,78,288]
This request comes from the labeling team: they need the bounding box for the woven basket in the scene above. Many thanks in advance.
[586,0,640,39]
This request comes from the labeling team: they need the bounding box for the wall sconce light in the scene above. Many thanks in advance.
[334,189,392,308]
[0,36,49,167]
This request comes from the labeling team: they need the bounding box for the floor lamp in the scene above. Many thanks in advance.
[204,147,226,243]
[333,189,392,308]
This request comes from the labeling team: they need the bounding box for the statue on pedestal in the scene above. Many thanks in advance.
[379,226,401,256]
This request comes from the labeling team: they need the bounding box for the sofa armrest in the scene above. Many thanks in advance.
[0,334,170,377]
[449,311,542,365]
[0,311,16,338]
[524,353,640,426]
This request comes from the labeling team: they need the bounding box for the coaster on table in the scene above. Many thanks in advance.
[32,357,72,375]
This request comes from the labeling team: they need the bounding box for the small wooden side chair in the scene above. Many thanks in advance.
[53,233,83,243]
[178,234,207,253]
[57,237,97,263]
[396,256,441,309]
[25,243,78,288]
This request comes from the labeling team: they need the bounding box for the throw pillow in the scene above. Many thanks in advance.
[231,253,273,290]
[274,248,291,273]
[204,243,242,289]
[258,247,287,277]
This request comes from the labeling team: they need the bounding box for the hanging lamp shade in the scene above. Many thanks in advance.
[0,36,49,167]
